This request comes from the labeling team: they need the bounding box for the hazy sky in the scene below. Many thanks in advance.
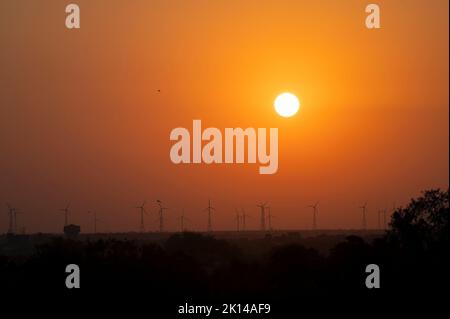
[0,0,448,233]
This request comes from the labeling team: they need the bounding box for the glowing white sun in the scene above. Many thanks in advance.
[274,92,300,117]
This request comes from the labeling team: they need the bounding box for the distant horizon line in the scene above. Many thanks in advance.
[2,228,387,236]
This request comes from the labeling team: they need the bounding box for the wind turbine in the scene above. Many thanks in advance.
[235,209,240,232]
[156,200,168,232]
[307,201,319,230]
[204,199,215,232]
[88,210,99,234]
[377,209,381,229]
[383,208,388,230]
[180,209,190,232]
[389,202,397,229]
[59,202,71,227]
[241,208,250,231]
[6,203,15,234]
[135,201,148,232]
[257,202,268,231]
[267,206,275,231]
[359,202,367,230]
[13,209,23,234]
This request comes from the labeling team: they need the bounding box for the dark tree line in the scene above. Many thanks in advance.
[0,189,448,300]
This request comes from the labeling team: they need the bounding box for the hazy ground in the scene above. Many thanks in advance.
[0,229,384,256]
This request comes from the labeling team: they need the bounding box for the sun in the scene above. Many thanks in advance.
[274,92,300,117]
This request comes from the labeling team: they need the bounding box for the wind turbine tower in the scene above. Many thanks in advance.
[89,211,99,234]
[13,209,23,234]
[360,202,367,230]
[378,209,387,230]
[267,206,274,231]
[180,209,189,232]
[308,202,319,230]
[377,209,382,229]
[205,199,215,232]
[59,203,71,227]
[257,202,268,231]
[6,203,15,234]
[157,200,168,232]
[235,209,240,232]
[241,209,249,231]
[136,201,147,232]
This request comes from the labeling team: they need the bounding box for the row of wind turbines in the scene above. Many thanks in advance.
[4,200,393,234]
[137,200,278,233]
[134,200,392,233]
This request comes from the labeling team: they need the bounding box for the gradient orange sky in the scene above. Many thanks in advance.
[0,0,448,232]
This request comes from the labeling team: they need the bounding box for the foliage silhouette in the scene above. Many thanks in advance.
[0,189,448,301]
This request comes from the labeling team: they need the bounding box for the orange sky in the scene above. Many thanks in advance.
[0,0,448,232]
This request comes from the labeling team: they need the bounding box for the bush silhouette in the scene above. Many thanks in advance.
[389,189,449,251]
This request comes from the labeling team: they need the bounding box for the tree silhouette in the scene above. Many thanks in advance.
[389,189,449,251]
[0,189,448,300]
